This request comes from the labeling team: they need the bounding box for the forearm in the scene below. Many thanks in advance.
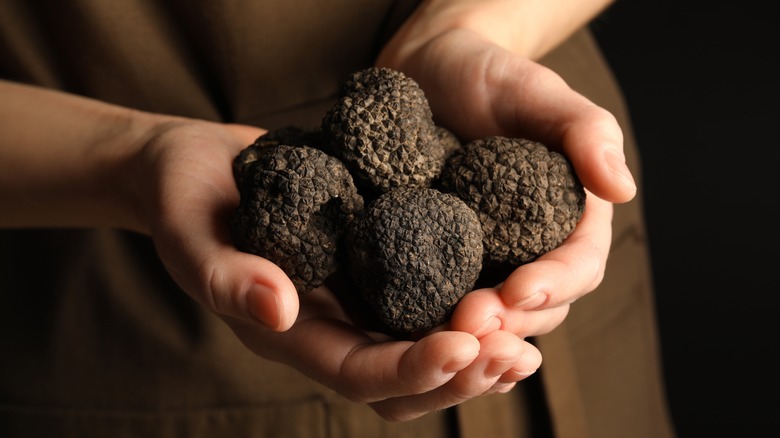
[378,0,614,67]
[0,80,171,232]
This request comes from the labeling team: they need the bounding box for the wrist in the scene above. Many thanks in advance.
[377,0,614,70]
[106,109,179,235]
[0,80,180,232]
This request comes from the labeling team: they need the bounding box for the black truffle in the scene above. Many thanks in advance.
[231,142,364,294]
[434,125,462,160]
[321,67,448,196]
[233,126,325,187]
[345,187,483,336]
[439,136,586,266]
[249,125,323,150]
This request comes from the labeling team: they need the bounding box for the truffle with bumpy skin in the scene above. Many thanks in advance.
[233,126,324,186]
[251,125,323,149]
[439,136,586,266]
[231,142,364,294]
[434,125,462,160]
[345,187,483,336]
[321,67,448,196]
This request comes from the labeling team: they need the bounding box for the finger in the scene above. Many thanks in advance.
[410,31,636,203]
[450,288,569,338]
[470,342,544,397]
[474,45,635,203]
[151,126,299,331]
[160,206,301,332]
[471,339,543,397]
[337,330,481,403]
[204,249,300,331]
[450,193,610,338]
[157,202,300,331]
[225,123,267,145]
[244,320,481,403]
[558,104,636,204]
[369,331,537,422]
[500,193,613,309]
[499,340,542,382]
[490,59,635,204]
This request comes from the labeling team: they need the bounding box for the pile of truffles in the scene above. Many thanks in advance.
[231,67,586,337]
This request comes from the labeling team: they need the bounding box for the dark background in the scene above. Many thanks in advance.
[590,1,778,436]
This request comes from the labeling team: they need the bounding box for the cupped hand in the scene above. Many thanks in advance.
[379,28,633,340]
[225,285,541,421]
[132,119,541,421]
[451,191,612,338]
[134,120,299,331]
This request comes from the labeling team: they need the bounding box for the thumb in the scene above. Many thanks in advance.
[204,248,300,331]
[559,104,637,204]
[155,220,301,332]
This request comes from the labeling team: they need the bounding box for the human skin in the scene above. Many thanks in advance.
[0,0,629,422]
[377,0,632,363]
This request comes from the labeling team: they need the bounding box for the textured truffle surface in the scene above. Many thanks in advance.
[440,136,586,266]
[434,126,462,160]
[321,67,447,195]
[231,143,364,294]
[233,126,324,187]
[255,125,323,150]
[345,187,483,336]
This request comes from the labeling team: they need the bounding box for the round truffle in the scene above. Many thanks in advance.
[231,143,364,294]
[345,187,483,336]
[435,125,462,160]
[233,126,324,187]
[439,136,586,266]
[321,67,447,196]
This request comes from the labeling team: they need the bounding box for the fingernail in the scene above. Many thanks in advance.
[443,351,479,374]
[485,358,517,378]
[605,149,636,191]
[474,316,501,336]
[495,382,517,393]
[247,283,280,330]
[513,292,547,310]
[503,368,538,381]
